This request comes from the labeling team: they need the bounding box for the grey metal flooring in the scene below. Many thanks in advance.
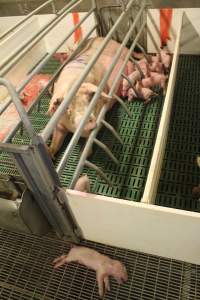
[0,228,199,299]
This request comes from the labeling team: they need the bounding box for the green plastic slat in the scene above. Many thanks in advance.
[1,56,163,202]
[156,55,200,212]
[2,54,199,211]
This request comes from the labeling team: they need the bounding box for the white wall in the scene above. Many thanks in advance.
[67,190,200,265]
[38,13,96,52]
[0,13,96,103]
[0,16,47,102]
[147,8,200,54]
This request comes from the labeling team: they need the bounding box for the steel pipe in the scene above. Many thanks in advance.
[121,73,139,97]
[129,56,145,78]
[109,21,146,96]
[101,120,123,144]
[0,0,55,40]
[66,21,146,186]
[2,25,97,143]
[41,0,144,143]
[136,42,151,62]
[85,160,112,186]
[50,2,145,180]
[0,0,83,77]
[94,138,119,165]
[0,9,95,116]
[0,79,36,142]
[114,94,132,117]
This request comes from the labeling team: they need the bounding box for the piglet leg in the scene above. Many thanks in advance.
[49,123,68,159]
[96,272,110,298]
[53,254,71,269]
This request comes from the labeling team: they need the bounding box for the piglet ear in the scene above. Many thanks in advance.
[82,82,112,102]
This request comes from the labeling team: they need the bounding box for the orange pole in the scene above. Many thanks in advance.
[72,12,83,43]
[160,8,173,47]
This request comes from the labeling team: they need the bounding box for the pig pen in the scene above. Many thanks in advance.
[0,1,200,298]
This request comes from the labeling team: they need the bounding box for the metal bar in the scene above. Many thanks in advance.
[52,2,145,179]
[85,160,112,186]
[0,11,95,117]
[129,56,145,78]
[101,119,123,144]
[147,27,161,53]
[94,138,119,164]
[0,143,29,153]
[2,26,97,144]
[0,0,84,77]
[12,144,81,241]
[41,0,144,143]
[136,42,151,62]
[0,0,54,40]
[146,12,161,53]
[121,73,140,97]
[51,0,57,14]
[109,21,146,96]
[59,17,146,181]
[68,103,108,185]
[0,79,37,142]
[114,94,132,117]
[91,0,103,36]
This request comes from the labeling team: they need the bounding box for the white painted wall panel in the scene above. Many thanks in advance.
[147,8,200,54]
[67,190,200,265]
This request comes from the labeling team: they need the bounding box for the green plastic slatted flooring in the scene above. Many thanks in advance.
[0,56,163,202]
[0,55,199,211]
[156,55,200,212]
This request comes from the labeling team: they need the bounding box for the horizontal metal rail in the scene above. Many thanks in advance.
[41,0,144,143]
[55,2,145,176]
[0,8,95,117]
[69,20,146,187]
[2,25,97,143]
[0,0,55,40]
[0,0,83,77]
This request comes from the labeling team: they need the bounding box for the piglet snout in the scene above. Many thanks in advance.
[48,97,63,116]
[84,118,96,131]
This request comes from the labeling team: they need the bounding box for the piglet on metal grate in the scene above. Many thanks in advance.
[53,245,128,298]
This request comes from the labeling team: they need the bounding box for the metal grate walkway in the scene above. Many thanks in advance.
[0,228,200,300]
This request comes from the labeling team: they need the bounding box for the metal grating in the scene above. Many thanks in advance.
[0,228,200,300]
[156,55,200,212]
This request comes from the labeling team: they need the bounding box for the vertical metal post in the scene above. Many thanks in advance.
[92,0,103,36]
[0,80,81,241]
[51,0,57,14]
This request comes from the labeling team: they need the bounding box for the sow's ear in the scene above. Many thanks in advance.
[81,82,112,102]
